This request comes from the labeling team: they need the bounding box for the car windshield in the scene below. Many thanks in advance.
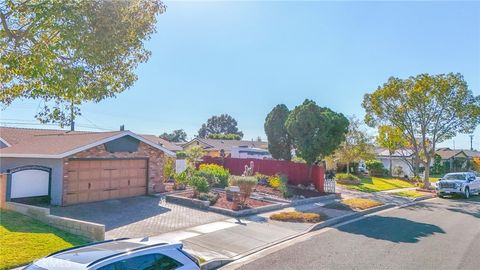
[443,174,466,180]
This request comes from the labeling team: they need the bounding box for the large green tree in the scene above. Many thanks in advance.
[198,114,243,139]
[334,117,375,174]
[285,99,349,165]
[264,104,292,160]
[0,0,165,126]
[363,73,480,187]
[160,129,187,142]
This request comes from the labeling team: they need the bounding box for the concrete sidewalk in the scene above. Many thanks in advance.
[148,186,433,268]
[149,196,344,263]
[378,187,418,194]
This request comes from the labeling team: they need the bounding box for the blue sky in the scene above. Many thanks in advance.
[1,0,479,149]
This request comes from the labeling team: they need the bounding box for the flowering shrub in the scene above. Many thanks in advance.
[268,175,282,189]
[255,172,269,185]
[198,164,230,188]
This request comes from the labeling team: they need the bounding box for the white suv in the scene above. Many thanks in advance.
[437,172,480,199]
[24,237,200,270]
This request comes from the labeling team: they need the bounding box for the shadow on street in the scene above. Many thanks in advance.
[337,215,445,243]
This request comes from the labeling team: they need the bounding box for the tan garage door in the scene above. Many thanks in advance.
[64,159,147,205]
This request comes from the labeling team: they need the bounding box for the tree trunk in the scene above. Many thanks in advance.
[389,152,393,177]
[423,157,431,189]
[346,162,350,175]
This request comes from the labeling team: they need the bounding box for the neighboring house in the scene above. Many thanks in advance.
[375,147,480,176]
[435,147,479,172]
[231,147,272,160]
[0,127,175,206]
[182,138,268,157]
[375,147,417,177]
[140,135,183,152]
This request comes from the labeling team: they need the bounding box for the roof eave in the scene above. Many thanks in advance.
[0,131,176,159]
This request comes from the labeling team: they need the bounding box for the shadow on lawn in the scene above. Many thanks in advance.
[0,210,86,243]
[337,216,445,243]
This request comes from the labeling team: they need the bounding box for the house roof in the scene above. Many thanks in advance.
[184,138,268,152]
[0,127,175,158]
[435,148,469,160]
[375,147,415,158]
[140,135,183,152]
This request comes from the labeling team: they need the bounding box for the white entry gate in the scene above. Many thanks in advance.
[7,165,51,200]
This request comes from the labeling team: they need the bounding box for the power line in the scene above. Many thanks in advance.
[79,115,113,131]
[0,121,112,131]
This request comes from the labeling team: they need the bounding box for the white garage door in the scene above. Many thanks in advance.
[11,169,49,199]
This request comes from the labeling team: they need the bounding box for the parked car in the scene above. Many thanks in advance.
[437,172,480,199]
[24,237,200,270]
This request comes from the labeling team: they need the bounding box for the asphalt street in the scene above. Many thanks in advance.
[232,196,480,270]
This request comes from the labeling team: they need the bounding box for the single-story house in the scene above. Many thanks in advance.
[375,148,417,177]
[182,138,268,157]
[435,147,480,172]
[231,147,272,160]
[0,127,175,206]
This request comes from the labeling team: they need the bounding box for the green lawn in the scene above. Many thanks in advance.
[339,176,414,193]
[392,190,425,198]
[0,210,88,270]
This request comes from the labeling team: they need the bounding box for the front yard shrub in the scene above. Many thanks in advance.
[229,176,257,206]
[365,159,386,177]
[176,151,187,159]
[197,192,220,205]
[195,170,219,187]
[255,172,269,185]
[278,174,291,198]
[189,175,209,196]
[341,198,383,210]
[268,175,282,188]
[270,211,322,223]
[392,166,404,177]
[174,171,189,189]
[198,164,230,188]
[336,173,361,185]
[163,158,175,180]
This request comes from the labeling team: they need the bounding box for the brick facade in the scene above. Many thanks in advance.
[62,142,166,205]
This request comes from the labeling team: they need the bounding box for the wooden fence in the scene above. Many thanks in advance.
[201,157,326,192]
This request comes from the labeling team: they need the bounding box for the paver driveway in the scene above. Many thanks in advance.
[50,195,229,239]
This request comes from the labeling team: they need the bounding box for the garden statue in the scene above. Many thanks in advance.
[242,161,254,177]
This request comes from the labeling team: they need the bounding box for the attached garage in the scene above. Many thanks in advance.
[0,127,176,206]
[64,159,148,205]
[8,165,51,201]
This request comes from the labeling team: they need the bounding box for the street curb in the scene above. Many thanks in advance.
[307,203,395,232]
[413,194,436,201]
[200,203,395,270]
